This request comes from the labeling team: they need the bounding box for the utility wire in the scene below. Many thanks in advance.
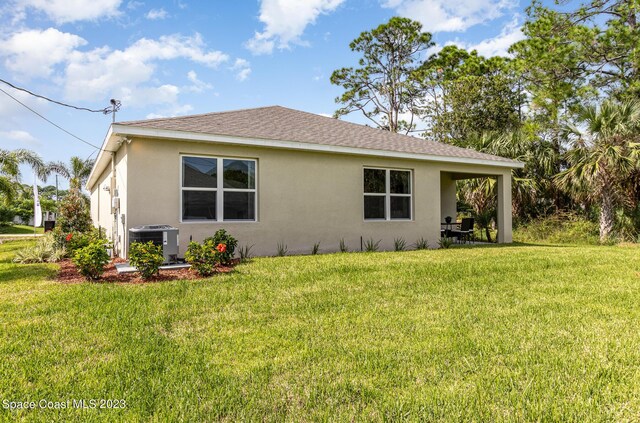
[0,86,113,152]
[0,78,111,113]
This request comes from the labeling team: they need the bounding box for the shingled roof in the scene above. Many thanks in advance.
[118,105,520,165]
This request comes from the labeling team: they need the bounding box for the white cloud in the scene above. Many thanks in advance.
[466,18,524,57]
[245,0,345,55]
[0,28,86,78]
[63,33,229,103]
[146,104,193,119]
[146,8,168,20]
[382,0,516,33]
[127,1,143,10]
[231,58,251,81]
[0,129,40,147]
[185,70,213,92]
[0,87,48,119]
[14,0,123,23]
[233,58,250,68]
[121,84,180,107]
[235,68,251,81]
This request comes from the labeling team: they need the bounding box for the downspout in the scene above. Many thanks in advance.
[121,140,128,258]
[110,152,118,256]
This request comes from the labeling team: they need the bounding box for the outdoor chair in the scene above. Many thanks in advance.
[450,218,474,244]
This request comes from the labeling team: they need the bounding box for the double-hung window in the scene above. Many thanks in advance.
[181,156,256,222]
[363,167,412,220]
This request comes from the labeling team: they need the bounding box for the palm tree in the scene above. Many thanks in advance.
[556,100,640,242]
[0,148,48,202]
[458,130,556,241]
[48,156,95,192]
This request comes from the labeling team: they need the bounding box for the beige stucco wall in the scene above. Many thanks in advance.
[89,144,129,256]
[91,136,514,257]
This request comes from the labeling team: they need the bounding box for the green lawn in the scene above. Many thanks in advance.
[1,240,640,421]
[0,224,44,235]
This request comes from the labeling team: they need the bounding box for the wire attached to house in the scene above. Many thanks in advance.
[0,78,112,114]
[0,86,114,152]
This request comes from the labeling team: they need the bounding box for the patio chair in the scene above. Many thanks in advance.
[450,218,474,244]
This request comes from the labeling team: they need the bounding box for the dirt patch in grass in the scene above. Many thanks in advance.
[56,258,237,284]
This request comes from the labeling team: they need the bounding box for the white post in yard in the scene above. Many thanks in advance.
[33,175,42,237]
[496,173,512,244]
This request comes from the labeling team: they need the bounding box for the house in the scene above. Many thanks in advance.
[87,106,523,257]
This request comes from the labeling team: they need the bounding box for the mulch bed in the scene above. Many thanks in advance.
[56,258,238,284]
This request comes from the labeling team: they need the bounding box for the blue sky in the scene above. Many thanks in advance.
[0,0,529,187]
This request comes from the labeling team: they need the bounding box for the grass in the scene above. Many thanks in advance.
[1,240,640,421]
[514,213,599,245]
[0,224,44,235]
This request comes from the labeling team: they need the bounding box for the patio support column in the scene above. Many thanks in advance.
[440,173,457,222]
[496,173,512,243]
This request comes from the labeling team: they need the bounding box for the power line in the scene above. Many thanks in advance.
[0,86,113,152]
[0,78,112,113]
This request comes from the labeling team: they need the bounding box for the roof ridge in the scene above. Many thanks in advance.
[118,105,284,125]
[279,106,482,153]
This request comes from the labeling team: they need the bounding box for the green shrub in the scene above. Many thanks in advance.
[185,241,220,277]
[53,226,104,256]
[203,229,238,264]
[56,190,91,234]
[128,241,164,279]
[311,242,320,255]
[72,239,110,280]
[0,205,15,226]
[13,233,66,263]
[514,213,599,245]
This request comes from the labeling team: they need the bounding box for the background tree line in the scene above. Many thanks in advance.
[331,0,640,242]
[0,149,93,226]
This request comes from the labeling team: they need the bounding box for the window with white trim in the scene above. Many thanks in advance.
[363,168,411,220]
[181,156,256,221]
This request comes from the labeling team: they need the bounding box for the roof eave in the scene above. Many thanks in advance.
[86,125,117,191]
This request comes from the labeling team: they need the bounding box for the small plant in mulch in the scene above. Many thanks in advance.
[128,241,164,280]
[185,240,227,277]
[72,239,111,280]
[203,229,238,265]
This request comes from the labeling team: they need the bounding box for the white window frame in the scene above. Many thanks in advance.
[363,167,413,221]
[180,154,258,223]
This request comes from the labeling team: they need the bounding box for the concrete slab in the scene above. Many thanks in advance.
[115,262,191,274]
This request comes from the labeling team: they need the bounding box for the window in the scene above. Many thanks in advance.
[363,168,411,220]
[181,156,256,221]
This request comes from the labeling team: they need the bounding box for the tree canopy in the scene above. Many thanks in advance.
[332,5,640,241]
[331,17,433,134]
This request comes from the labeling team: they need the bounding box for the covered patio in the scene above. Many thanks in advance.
[440,170,513,244]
